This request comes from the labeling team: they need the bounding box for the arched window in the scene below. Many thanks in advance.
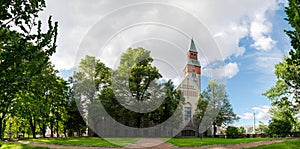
[184,106,191,121]
[192,69,196,78]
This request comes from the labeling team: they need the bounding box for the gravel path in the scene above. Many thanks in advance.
[17,138,298,149]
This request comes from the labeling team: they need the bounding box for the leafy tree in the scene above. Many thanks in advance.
[269,103,298,132]
[238,126,246,134]
[149,80,184,126]
[72,55,111,136]
[63,96,86,137]
[196,80,239,137]
[268,118,292,137]
[284,0,300,107]
[195,94,209,134]
[256,121,268,134]
[113,48,162,128]
[225,126,239,138]
[263,0,300,109]
[0,0,58,139]
[13,63,67,138]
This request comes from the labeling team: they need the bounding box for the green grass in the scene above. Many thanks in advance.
[166,137,281,147]
[248,139,300,149]
[19,137,139,147]
[0,142,48,149]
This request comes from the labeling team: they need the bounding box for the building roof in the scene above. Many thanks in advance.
[176,73,201,92]
[189,39,197,52]
[187,59,201,67]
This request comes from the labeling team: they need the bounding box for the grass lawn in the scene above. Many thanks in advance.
[248,139,300,149]
[167,137,281,147]
[0,142,48,149]
[19,137,140,147]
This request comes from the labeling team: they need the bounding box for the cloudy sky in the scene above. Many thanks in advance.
[39,0,291,126]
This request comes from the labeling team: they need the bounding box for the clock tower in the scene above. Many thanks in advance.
[183,39,201,91]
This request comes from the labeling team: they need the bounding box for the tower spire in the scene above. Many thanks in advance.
[189,38,197,52]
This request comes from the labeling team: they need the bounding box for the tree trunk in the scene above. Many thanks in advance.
[50,123,54,138]
[0,117,3,140]
[213,121,217,137]
[41,123,46,138]
[29,117,37,138]
[136,113,143,128]
[0,113,7,140]
[63,128,67,138]
[88,127,94,137]
[56,120,59,138]
[77,129,80,137]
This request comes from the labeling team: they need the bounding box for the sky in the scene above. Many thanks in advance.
[38,0,293,126]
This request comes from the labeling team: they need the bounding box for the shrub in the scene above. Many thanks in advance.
[226,126,239,138]
[267,119,292,137]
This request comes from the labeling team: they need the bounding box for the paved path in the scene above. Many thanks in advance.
[17,138,298,149]
[125,138,165,148]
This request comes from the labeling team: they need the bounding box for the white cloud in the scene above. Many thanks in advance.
[39,0,286,81]
[246,49,283,76]
[253,105,271,120]
[239,112,254,120]
[239,105,271,120]
[202,62,239,79]
[250,13,276,50]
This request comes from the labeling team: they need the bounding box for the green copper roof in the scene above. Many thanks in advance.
[187,59,201,67]
[189,39,197,52]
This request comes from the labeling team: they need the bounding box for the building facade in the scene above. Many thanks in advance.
[177,39,201,137]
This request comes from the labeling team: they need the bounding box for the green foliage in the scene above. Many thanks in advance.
[263,0,300,110]
[149,80,184,127]
[268,119,292,137]
[129,57,162,102]
[0,0,59,140]
[196,79,239,136]
[72,55,111,136]
[238,126,246,134]
[263,0,300,137]
[97,48,183,129]
[256,121,268,134]
[225,126,239,138]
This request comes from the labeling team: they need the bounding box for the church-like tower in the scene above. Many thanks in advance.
[176,38,202,136]
[183,39,201,91]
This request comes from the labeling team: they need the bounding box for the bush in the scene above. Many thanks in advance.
[267,119,292,137]
[226,126,239,138]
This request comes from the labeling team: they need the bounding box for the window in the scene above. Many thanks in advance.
[184,107,191,121]
[192,69,196,77]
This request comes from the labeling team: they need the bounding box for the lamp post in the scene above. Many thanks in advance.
[253,112,256,134]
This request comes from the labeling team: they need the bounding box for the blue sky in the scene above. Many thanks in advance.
[41,0,293,127]
[224,3,292,126]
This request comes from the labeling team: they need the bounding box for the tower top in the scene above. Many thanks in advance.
[189,38,197,52]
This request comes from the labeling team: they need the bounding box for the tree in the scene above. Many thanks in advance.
[72,55,111,136]
[284,0,300,106]
[0,0,58,139]
[256,121,268,134]
[113,48,162,128]
[263,0,300,109]
[149,80,184,126]
[268,118,292,137]
[238,126,246,135]
[195,94,209,134]
[225,126,239,138]
[263,0,300,137]
[13,63,67,138]
[196,79,239,137]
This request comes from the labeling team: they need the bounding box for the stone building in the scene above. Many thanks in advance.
[176,39,201,137]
